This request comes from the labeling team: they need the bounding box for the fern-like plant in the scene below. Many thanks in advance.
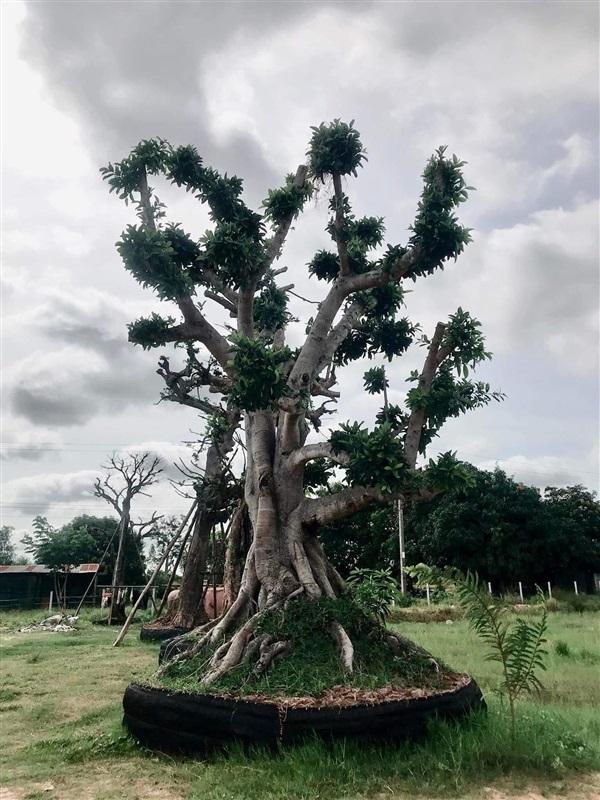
[443,569,548,742]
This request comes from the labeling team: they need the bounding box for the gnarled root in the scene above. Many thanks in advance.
[330,621,354,674]
[251,637,293,680]
[387,632,440,671]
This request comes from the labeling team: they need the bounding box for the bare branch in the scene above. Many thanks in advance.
[288,442,349,470]
[204,290,237,316]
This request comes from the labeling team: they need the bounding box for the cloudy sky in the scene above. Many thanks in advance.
[2,0,599,554]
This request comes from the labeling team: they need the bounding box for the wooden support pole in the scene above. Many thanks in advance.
[112,501,197,647]
[154,508,198,619]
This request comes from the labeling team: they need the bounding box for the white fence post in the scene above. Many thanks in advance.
[488,582,492,595]
[518,581,523,602]
[547,581,552,598]
[426,584,431,605]
[574,581,579,595]
[48,591,53,612]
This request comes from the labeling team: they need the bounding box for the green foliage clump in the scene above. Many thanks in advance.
[407,147,474,278]
[302,459,335,493]
[228,334,293,411]
[116,225,195,300]
[127,313,176,350]
[362,366,389,395]
[334,317,416,365]
[100,138,171,201]
[443,568,548,741]
[307,249,340,282]
[254,283,292,335]
[308,119,367,181]
[262,173,314,226]
[347,568,400,620]
[330,421,409,493]
[200,221,265,290]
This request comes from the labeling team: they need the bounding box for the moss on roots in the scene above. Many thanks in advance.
[156,597,451,698]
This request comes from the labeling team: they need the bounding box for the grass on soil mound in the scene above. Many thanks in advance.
[157,596,454,703]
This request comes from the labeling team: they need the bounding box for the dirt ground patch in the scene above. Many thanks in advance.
[0,788,21,800]
[477,774,600,800]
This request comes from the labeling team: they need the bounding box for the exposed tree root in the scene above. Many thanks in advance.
[330,621,354,674]
[251,638,293,680]
[386,632,440,671]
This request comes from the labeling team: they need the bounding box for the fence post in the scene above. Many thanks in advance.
[547,581,552,598]
[426,584,431,605]
[574,581,579,596]
[518,581,524,602]
[48,591,53,612]
[488,582,492,595]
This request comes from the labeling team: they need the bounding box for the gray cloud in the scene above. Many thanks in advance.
[5,288,166,427]
[2,470,99,516]
[20,1,333,202]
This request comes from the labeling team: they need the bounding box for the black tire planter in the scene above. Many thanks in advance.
[123,678,485,753]
[140,625,191,643]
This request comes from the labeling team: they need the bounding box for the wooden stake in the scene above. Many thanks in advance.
[112,501,197,647]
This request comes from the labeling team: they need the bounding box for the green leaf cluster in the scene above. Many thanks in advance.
[262,173,314,226]
[407,364,505,451]
[422,451,477,492]
[307,249,340,281]
[444,568,548,739]
[227,334,292,411]
[127,313,176,350]
[116,225,195,300]
[407,147,474,279]
[303,458,336,493]
[335,316,416,365]
[199,221,265,290]
[442,307,492,373]
[347,567,400,621]
[355,283,405,317]
[308,119,367,181]
[363,366,389,395]
[254,282,292,336]
[330,422,408,493]
[100,138,171,201]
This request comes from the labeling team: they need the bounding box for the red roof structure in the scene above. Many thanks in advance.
[0,564,100,574]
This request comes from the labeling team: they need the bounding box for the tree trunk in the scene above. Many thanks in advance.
[159,409,350,684]
[222,501,251,611]
[160,497,213,629]
[109,500,131,625]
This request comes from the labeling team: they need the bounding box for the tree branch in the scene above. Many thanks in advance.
[287,442,349,470]
[332,173,350,276]
[403,322,446,469]
[264,164,309,270]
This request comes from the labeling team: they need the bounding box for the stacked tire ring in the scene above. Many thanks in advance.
[123,677,485,752]
[139,625,191,642]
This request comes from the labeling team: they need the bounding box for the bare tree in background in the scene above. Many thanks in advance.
[94,452,163,624]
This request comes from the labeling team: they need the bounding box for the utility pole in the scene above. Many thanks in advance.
[397,497,405,595]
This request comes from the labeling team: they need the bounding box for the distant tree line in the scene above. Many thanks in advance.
[319,467,600,591]
[5,467,599,594]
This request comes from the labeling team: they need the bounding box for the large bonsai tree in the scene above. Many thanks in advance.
[102,120,501,685]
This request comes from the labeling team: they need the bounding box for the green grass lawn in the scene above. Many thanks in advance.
[0,608,598,800]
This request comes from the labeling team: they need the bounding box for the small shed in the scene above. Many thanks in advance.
[0,564,101,610]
